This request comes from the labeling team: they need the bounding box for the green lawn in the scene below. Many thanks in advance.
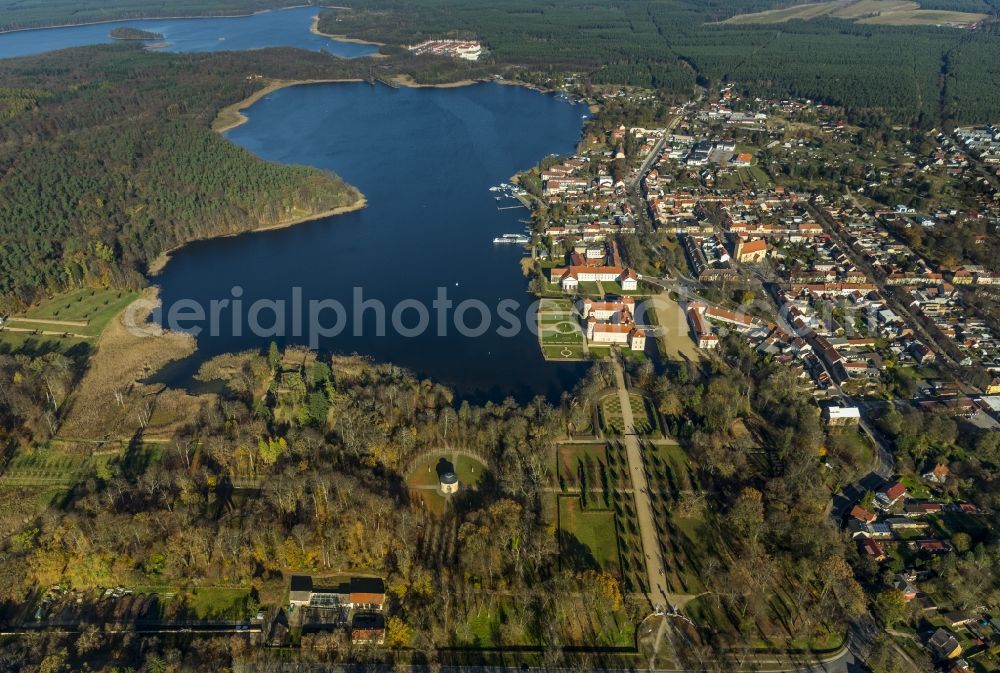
[556,442,608,486]
[17,288,140,337]
[540,329,584,345]
[600,394,656,435]
[1,289,139,355]
[123,584,256,622]
[453,454,486,486]
[539,298,575,312]
[406,452,489,515]
[900,474,933,500]
[0,447,96,488]
[542,344,585,359]
[540,312,578,325]
[558,496,621,574]
[0,330,95,358]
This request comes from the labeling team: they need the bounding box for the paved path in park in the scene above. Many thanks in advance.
[611,355,671,611]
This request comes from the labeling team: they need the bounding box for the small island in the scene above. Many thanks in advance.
[109,26,165,41]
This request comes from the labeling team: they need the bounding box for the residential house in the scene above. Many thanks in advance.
[917,539,953,554]
[904,502,943,517]
[288,575,386,611]
[350,613,386,645]
[823,406,861,426]
[892,574,918,601]
[859,538,887,562]
[928,628,962,660]
[923,463,949,483]
[849,505,877,524]
[876,482,908,509]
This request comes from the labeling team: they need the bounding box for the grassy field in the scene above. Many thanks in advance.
[0,443,163,489]
[722,0,984,26]
[453,593,634,649]
[12,288,139,336]
[538,299,588,360]
[1,288,140,357]
[0,446,99,488]
[406,451,488,515]
[539,298,576,312]
[555,442,608,489]
[640,441,713,595]
[542,344,586,359]
[132,585,256,622]
[558,495,621,573]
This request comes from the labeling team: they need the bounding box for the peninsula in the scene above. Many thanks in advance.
[109,26,164,40]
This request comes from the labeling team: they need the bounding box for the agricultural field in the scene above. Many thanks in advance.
[0,288,140,360]
[858,7,987,25]
[722,0,985,26]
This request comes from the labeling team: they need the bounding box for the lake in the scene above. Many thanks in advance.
[0,6,375,59]
[154,82,591,403]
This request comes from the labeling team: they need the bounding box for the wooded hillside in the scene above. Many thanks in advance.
[0,46,368,311]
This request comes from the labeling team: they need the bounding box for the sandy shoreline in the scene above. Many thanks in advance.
[390,74,480,89]
[213,77,365,133]
[147,195,367,276]
[309,13,384,46]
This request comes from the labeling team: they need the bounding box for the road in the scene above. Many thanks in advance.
[627,114,681,189]
[611,355,671,612]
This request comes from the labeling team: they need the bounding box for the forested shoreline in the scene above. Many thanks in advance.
[318,0,1000,124]
[0,45,506,313]
[0,47,371,312]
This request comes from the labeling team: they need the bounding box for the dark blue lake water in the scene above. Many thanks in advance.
[0,6,375,59]
[154,82,591,403]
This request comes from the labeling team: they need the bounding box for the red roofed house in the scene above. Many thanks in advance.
[850,505,877,524]
[917,539,952,554]
[859,538,887,562]
[923,463,949,484]
[876,482,907,509]
[687,305,719,350]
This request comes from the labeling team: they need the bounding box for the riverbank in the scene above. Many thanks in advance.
[147,194,367,276]
[309,13,384,46]
[212,77,365,133]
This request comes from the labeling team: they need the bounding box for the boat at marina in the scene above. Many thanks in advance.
[493,233,530,244]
